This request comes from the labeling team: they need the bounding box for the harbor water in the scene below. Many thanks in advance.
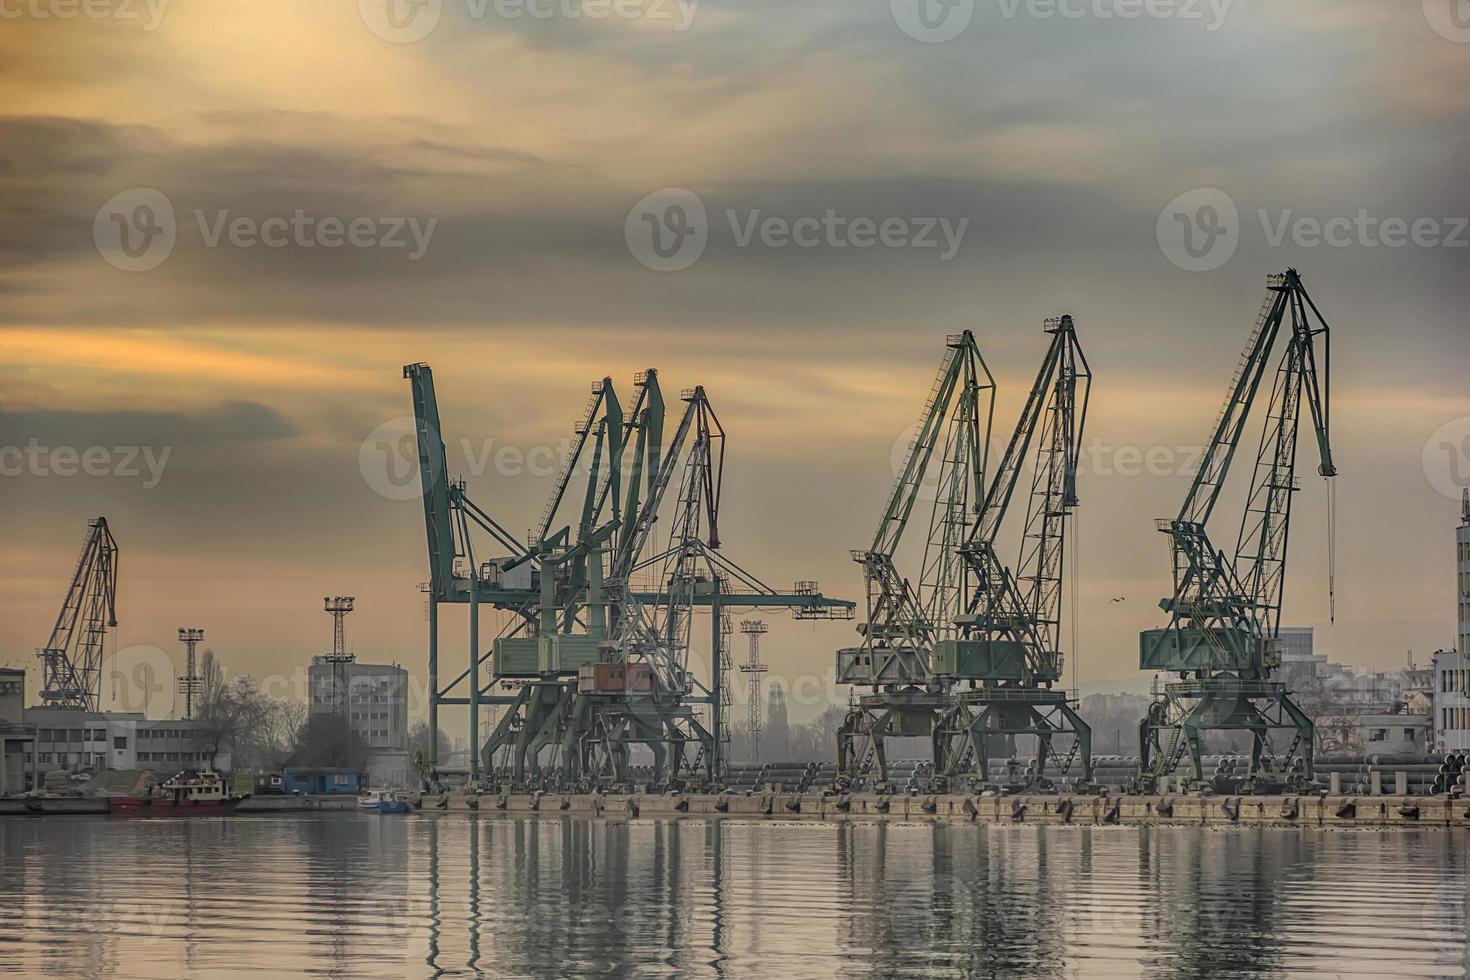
[0,814,1465,978]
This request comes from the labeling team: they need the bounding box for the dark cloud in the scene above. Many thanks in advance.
[0,400,297,449]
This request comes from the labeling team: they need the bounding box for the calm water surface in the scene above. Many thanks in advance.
[0,814,1465,978]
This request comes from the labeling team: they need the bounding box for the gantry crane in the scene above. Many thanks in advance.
[935,315,1095,792]
[37,517,119,712]
[404,364,852,791]
[1137,269,1336,794]
[836,331,996,785]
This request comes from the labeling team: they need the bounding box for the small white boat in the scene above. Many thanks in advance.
[357,790,390,810]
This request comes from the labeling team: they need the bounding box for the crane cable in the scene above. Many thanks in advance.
[1069,508,1080,696]
[1327,478,1337,625]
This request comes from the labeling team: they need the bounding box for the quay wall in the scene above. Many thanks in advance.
[411,792,1470,829]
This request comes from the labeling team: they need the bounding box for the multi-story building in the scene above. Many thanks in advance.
[0,668,35,793]
[308,658,409,785]
[1433,492,1470,753]
[22,708,226,780]
[1461,489,1470,656]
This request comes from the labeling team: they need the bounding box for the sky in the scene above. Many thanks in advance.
[0,0,1466,728]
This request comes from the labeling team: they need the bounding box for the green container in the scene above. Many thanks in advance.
[540,635,603,674]
[494,638,540,678]
[1139,627,1259,672]
[932,639,1026,681]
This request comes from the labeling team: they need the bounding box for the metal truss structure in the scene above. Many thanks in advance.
[1137,269,1337,794]
[404,363,852,792]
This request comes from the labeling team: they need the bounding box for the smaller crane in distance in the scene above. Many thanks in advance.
[37,518,119,713]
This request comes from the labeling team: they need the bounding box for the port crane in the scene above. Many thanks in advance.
[935,315,1094,791]
[836,331,996,785]
[1137,269,1336,793]
[404,364,852,790]
[37,517,119,712]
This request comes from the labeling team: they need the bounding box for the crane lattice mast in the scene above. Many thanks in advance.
[836,332,996,785]
[934,315,1095,791]
[37,517,119,712]
[1138,268,1336,794]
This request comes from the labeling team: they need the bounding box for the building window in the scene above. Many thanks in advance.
[114,737,127,750]
[1369,729,1387,742]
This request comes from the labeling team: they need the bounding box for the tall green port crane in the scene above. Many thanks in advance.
[836,332,996,785]
[404,364,852,790]
[1137,269,1336,794]
[37,517,119,712]
[935,315,1095,791]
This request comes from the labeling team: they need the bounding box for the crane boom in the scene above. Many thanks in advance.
[1138,269,1337,794]
[38,517,119,712]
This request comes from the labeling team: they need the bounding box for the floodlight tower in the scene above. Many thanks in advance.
[739,620,769,762]
[324,596,356,719]
[177,628,204,720]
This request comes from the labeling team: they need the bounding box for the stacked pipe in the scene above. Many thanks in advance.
[1432,754,1467,796]
[1315,754,1444,796]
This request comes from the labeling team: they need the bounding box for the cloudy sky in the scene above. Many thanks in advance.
[0,0,1466,726]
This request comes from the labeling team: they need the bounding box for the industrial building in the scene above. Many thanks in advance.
[307,657,410,786]
[1433,491,1470,752]
[22,707,226,780]
[0,669,35,794]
